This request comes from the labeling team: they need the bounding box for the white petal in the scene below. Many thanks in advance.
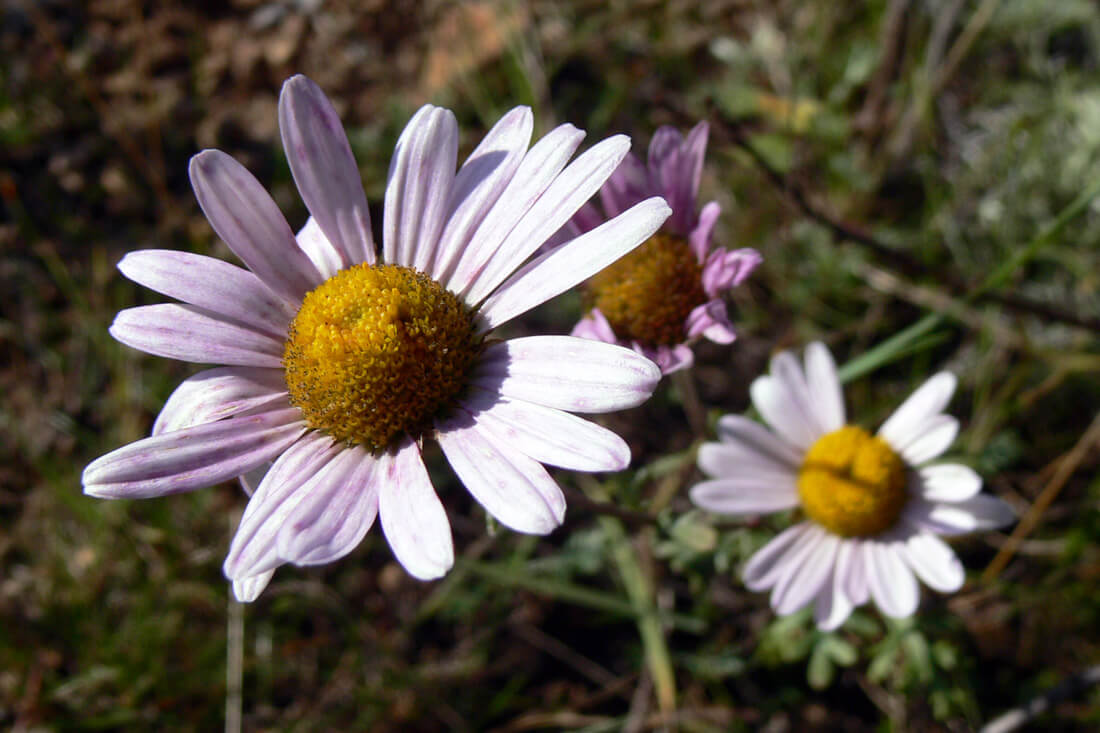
[815,542,855,630]
[749,373,820,453]
[804,342,845,432]
[117,250,295,339]
[456,391,631,472]
[689,477,799,515]
[891,415,959,465]
[866,542,920,618]
[696,439,799,485]
[232,569,276,603]
[461,134,629,304]
[296,217,344,280]
[918,464,982,502]
[188,150,322,303]
[153,367,288,435]
[432,107,534,285]
[277,445,379,566]
[111,304,284,367]
[224,433,344,579]
[842,540,871,605]
[742,522,818,592]
[447,123,584,296]
[383,105,458,272]
[83,409,307,499]
[899,533,964,592]
[378,438,454,580]
[713,414,803,469]
[878,372,957,452]
[279,74,375,269]
[436,415,565,534]
[903,495,1015,535]
[476,197,671,331]
[771,531,839,615]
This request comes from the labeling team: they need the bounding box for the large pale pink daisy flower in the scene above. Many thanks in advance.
[689,342,1015,629]
[566,122,761,374]
[83,75,670,601]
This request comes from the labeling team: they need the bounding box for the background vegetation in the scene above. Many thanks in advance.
[3,0,1099,730]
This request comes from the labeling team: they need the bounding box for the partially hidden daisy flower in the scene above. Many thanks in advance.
[565,121,762,374]
[689,342,1015,629]
[82,74,670,601]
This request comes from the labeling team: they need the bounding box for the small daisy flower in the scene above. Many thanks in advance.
[689,342,1015,629]
[565,122,761,374]
[83,75,670,601]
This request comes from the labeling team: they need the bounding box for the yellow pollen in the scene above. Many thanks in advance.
[283,263,483,452]
[586,232,706,347]
[797,425,908,537]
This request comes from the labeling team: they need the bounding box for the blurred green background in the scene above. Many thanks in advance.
[2,0,1099,730]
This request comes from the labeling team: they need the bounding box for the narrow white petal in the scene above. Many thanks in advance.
[436,415,565,534]
[804,342,845,432]
[918,464,982,502]
[815,543,856,630]
[447,123,584,295]
[83,409,307,499]
[111,304,284,367]
[900,533,965,592]
[696,441,800,487]
[714,414,803,469]
[189,150,322,303]
[296,217,345,280]
[891,415,959,465]
[878,372,957,451]
[279,75,375,268]
[476,197,671,331]
[742,522,816,592]
[153,367,288,435]
[772,532,839,615]
[456,391,631,472]
[843,540,871,605]
[378,438,454,580]
[866,543,920,618]
[689,477,799,515]
[462,134,631,304]
[118,250,295,339]
[903,495,1015,535]
[383,105,458,271]
[749,376,818,452]
[232,569,276,602]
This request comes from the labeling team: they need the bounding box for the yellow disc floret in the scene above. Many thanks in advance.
[586,233,706,347]
[797,425,908,537]
[283,263,483,452]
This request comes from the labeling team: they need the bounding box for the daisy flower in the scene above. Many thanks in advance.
[83,75,670,601]
[566,121,761,374]
[689,342,1015,629]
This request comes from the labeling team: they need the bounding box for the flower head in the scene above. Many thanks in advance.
[689,342,1015,629]
[83,75,670,601]
[566,122,761,374]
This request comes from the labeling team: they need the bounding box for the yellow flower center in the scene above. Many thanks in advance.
[283,263,483,452]
[797,425,908,537]
[586,233,706,347]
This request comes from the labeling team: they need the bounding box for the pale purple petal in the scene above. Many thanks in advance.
[643,343,694,374]
[224,432,344,579]
[648,122,707,234]
[478,197,671,330]
[111,304,284,367]
[689,201,721,263]
[689,477,799,515]
[383,105,458,271]
[189,150,322,302]
[279,74,375,268]
[714,414,804,469]
[772,531,839,615]
[153,366,289,435]
[456,390,631,472]
[878,372,957,451]
[462,134,633,305]
[277,445,379,565]
[232,570,276,602]
[117,250,295,339]
[804,341,845,433]
[918,464,982,502]
[569,200,604,236]
[447,123,586,296]
[903,495,1015,536]
[378,438,454,580]
[472,336,660,413]
[743,522,819,592]
[436,414,564,534]
[899,533,964,592]
[599,152,649,218]
[431,107,533,284]
[83,408,307,499]
[571,308,618,343]
[866,542,920,618]
[685,300,736,344]
[296,217,344,280]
